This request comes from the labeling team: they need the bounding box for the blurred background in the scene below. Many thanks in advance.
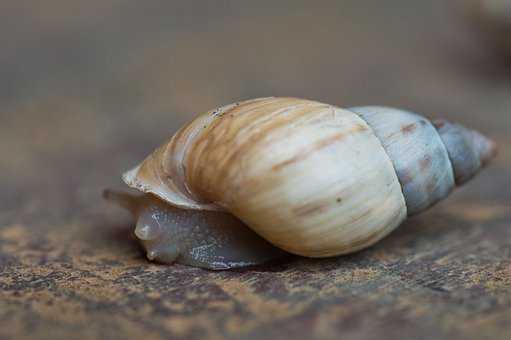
[1,0,510,220]
[1,1,511,339]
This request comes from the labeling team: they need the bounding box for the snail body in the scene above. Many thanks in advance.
[108,97,496,269]
[103,190,286,269]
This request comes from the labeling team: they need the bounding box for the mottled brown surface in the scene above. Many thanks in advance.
[1,1,510,339]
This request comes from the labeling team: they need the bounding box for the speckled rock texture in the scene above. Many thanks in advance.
[0,1,510,339]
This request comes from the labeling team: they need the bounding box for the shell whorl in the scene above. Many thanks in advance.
[350,106,496,215]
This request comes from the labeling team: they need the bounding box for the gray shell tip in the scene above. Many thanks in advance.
[433,119,497,185]
[471,129,498,168]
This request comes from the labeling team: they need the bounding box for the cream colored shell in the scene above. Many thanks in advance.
[123,97,407,257]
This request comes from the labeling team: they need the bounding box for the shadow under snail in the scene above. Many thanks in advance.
[105,97,497,270]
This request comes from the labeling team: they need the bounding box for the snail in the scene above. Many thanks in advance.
[105,97,497,269]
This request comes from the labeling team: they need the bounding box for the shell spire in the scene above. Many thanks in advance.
[433,119,497,185]
[349,106,497,215]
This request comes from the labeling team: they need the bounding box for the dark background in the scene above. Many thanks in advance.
[1,1,510,340]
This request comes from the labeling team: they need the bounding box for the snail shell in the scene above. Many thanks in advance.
[109,97,496,269]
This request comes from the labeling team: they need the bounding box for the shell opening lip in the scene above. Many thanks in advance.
[122,164,223,212]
